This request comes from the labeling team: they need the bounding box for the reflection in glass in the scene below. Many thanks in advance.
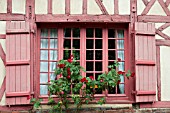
[108,50,116,60]
[95,28,102,38]
[95,50,102,60]
[86,62,93,71]
[73,28,80,37]
[73,50,80,60]
[41,29,48,37]
[86,39,93,49]
[86,28,93,37]
[86,50,94,60]
[64,28,71,37]
[50,29,57,38]
[73,39,80,49]
[108,39,115,49]
[95,62,102,71]
[118,30,124,38]
[64,39,71,49]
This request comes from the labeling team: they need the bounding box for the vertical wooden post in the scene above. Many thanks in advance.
[48,0,52,14]
[7,0,12,14]
[83,0,87,14]
[114,0,119,15]
[65,0,70,15]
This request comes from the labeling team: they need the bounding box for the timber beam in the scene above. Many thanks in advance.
[138,15,170,23]
[0,43,6,65]
[0,77,5,102]
[35,14,130,23]
[0,14,25,21]
[156,39,170,46]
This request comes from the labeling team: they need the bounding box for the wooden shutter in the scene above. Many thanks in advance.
[135,22,156,102]
[6,21,31,105]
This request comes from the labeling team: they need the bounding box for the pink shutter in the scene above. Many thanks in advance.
[135,22,156,102]
[6,21,31,105]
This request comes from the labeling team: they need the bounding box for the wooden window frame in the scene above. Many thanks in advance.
[35,23,132,103]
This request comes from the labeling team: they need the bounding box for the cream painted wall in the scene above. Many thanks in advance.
[52,0,65,14]
[12,0,26,14]
[87,0,102,14]
[119,0,130,15]
[70,0,83,14]
[103,0,114,14]
[35,0,47,14]
[0,0,7,13]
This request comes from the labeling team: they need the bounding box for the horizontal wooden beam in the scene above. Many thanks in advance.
[6,91,30,97]
[0,77,6,101]
[0,43,6,65]
[6,29,30,34]
[0,35,6,39]
[135,30,155,35]
[156,39,170,46]
[0,14,25,21]
[136,60,155,65]
[140,101,170,108]
[138,15,170,23]
[36,14,130,23]
[136,91,156,96]
[6,60,30,66]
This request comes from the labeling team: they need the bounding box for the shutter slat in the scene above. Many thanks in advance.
[135,22,156,103]
[6,21,31,105]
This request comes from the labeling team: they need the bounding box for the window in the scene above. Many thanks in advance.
[38,24,128,97]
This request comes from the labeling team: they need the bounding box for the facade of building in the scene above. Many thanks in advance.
[0,0,170,111]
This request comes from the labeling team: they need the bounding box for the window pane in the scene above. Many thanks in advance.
[50,39,57,48]
[73,28,80,37]
[95,39,102,49]
[95,28,102,38]
[40,39,48,48]
[40,73,48,83]
[95,62,102,71]
[50,50,57,60]
[108,39,115,49]
[118,62,124,71]
[40,50,48,60]
[40,85,48,95]
[86,28,93,37]
[117,50,124,60]
[64,50,71,60]
[86,39,93,49]
[118,30,124,38]
[95,50,102,60]
[118,75,125,94]
[108,29,115,38]
[73,50,80,60]
[64,39,71,49]
[86,62,93,71]
[50,29,57,38]
[117,40,124,49]
[50,62,57,72]
[86,50,94,60]
[64,28,71,37]
[73,39,80,49]
[108,86,116,94]
[108,50,116,60]
[41,29,48,37]
[95,73,102,94]
[40,62,48,72]
[50,73,56,80]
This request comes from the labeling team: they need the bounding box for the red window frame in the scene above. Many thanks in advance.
[36,23,132,102]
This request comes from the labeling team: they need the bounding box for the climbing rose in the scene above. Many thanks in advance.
[118,71,123,75]
[67,75,71,79]
[58,64,65,68]
[67,68,71,75]
[81,77,88,83]
[89,76,93,80]
[117,58,121,62]
[27,95,31,100]
[67,59,72,63]
[131,72,135,77]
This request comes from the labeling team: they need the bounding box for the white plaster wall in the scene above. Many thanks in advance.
[160,46,170,101]
[103,0,114,15]
[35,0,47,14]
[70,0,82,14]
[0,21,6,35]
[12,0,26,14]
[52,0,65,14]
[0,0,7,13]
[137,0,145,15]
[119,0,130,15]
[87,0,102,14]
[162,26,170,38]
[155,23,165,39]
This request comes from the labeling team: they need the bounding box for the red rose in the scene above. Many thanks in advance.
[60,91,64,95]
[131,72,135,77]
[58,64,65,68]
[89,76,94,80]
[67,75,71,79]
[100,79,103,82]
[70,55,74,60]
[27,95,31,100]
[67,59,72,63]
[117,80,120,85]
[59,74,62,77]
[118,71,123,75]
[117,58,121,62]
[81,77,88,83]
[122,72,125,75]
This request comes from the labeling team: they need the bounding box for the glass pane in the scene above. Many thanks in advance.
[95,28,102,38]
[117,40,124,49]
[118,62,124,71]
[73,50,80,60]
[108,61,116,70]
[118,78,124,94]
[73,39,80,49]
[64,28,71,37]
[95,62,102,71]
[40,50,48,60]
[95,73,102,94]
[41,29,48,37]
[108,86,116,94]
[95,39,102,49]
[50,29,57,38]
[73,28,80,37]
[95,50,102,60]
[117,50,124,60]
[108,29,115,38]
[50,50,57,60]
[64,50,71,60]
[118,30,124,38]
[86,62,93,71]
[50,73,56,80]
[50,62,57,72]
[108,50,116,60]
[86,39,93,49]
[86,50,94,60]
[50,39,57,48]
[86,28,93,37]
[64,39,71,49]
[40,39,48,49]
[40,62,48,72]
[40,85,48,95]
[40,73,48,83]
[108,39,115,49]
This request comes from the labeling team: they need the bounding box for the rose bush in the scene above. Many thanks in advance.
[31,55,134,113]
